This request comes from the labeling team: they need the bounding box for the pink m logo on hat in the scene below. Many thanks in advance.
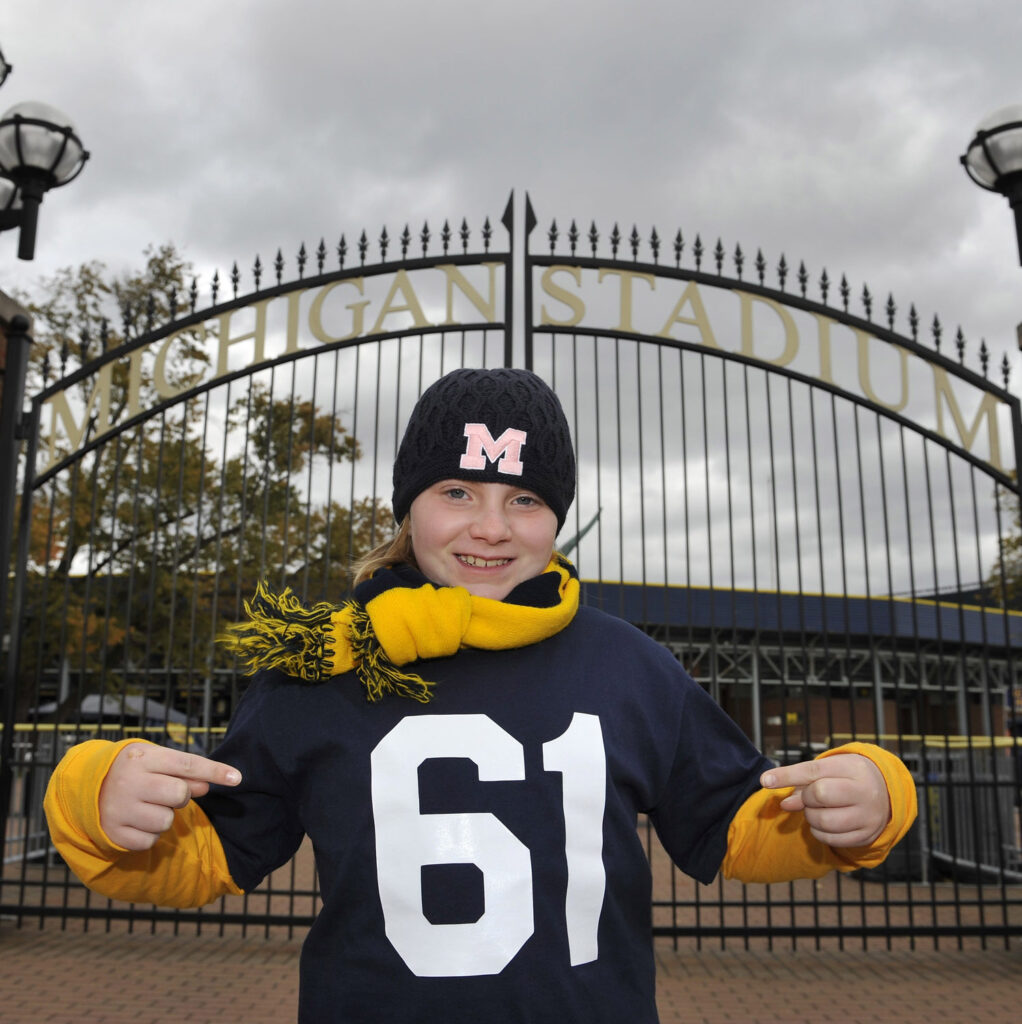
[460,423,527,476]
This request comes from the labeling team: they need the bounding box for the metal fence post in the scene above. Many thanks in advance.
[0,313,33,845]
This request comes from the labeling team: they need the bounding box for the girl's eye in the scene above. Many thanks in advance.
[445,487,467,500]
[512,493,541,507]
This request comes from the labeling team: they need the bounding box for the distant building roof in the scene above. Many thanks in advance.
[580,580,1022,649]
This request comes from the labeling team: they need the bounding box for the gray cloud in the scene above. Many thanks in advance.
[3,0,1021,384]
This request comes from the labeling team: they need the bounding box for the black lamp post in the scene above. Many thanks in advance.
[961,104,1022,265]
[0,100,89,261]
[0,43,89,262]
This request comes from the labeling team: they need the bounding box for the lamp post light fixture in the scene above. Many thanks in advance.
[0,100,89,261]
[961,104,1022,265]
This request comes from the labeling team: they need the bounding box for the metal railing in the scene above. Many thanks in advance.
[3,196,1022,947]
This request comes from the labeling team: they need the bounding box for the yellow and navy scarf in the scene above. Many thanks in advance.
[219,556,579,703]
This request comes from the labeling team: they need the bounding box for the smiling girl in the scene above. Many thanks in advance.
[46,367,916,1023]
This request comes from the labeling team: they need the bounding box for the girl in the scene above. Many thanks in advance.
[46,367,916,1022]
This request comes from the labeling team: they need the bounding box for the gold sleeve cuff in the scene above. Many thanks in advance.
[721,741,918,883]
[44,738,243,907]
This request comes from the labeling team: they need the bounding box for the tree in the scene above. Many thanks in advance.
[11,246,388,724]
[986,472,1022,610]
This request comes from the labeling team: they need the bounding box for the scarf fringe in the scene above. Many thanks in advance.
[218,581,334,683]
[347,603,434,704]
[219,580,435,701]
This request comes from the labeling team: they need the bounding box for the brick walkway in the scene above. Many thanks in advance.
[1,923,1019,1023]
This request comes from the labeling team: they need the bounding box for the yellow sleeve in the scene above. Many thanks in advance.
[720,741,918,884]
[43,738,244,908]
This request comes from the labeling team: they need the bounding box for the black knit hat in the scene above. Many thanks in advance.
[392,368,576,531]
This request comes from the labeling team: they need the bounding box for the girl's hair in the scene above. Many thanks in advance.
[351,517,416,585]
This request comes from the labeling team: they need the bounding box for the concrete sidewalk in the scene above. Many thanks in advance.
[1,924,1019,1023]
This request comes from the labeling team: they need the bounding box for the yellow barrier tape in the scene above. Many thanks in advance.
[2,722,228,735]
[829,733,1017,749]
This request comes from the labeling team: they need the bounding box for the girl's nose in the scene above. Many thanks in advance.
[469,505,512,543]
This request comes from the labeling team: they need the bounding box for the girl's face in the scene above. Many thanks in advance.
[409,479,558,600]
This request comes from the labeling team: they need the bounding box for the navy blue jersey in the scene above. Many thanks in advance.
[199,605,770,1023]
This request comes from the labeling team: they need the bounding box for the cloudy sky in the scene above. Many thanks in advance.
[3,0,1021,386]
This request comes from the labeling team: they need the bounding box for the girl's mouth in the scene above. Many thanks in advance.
[457,554,512,568]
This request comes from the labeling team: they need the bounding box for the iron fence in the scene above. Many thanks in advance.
[2,194,1021,946]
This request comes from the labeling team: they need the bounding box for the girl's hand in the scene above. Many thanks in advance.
[98,743,241,851]
[760,753,890,848]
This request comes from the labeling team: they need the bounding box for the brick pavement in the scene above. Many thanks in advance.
[1,923,1019,1023]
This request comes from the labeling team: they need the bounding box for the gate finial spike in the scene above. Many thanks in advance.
[505,191,518,236]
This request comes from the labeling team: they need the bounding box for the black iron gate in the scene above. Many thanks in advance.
[2,193,1020,946]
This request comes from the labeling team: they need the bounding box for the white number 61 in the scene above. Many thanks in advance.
[371,713,606,977]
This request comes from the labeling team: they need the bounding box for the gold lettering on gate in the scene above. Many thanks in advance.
[809,313,837,386]
[154,329,205,400]
[126,344,148,419]
[656,281,720,348]
[933,366,1004,471]
[308,279,369,344]
[855,329,909,413]
[597,268,656,333]
[37,262,1014,478]
[216,299,270,376]
[540,266,585,327]
[368,270,431,334]
[283,289,305,354]
[738,292,799,368]
[438,263,501,325]
[45,362,114,468]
